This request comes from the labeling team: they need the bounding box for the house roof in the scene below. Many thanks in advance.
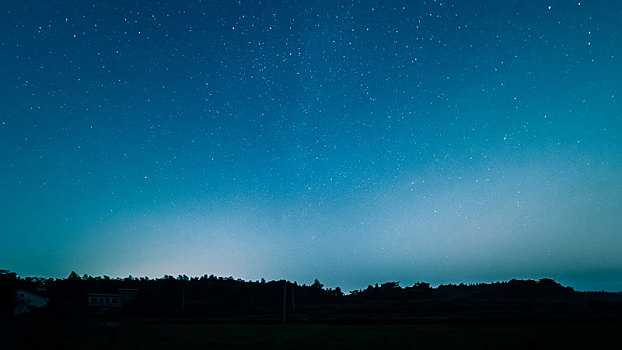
[86,292,121,297]
[16,289,50,301]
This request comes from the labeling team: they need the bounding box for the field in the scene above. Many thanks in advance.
[4,319,622,349]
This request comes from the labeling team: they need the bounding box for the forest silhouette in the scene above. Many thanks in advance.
[3,269,622,322]
[4,269,622,349]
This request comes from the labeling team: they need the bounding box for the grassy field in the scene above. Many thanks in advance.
[4,319,622,349]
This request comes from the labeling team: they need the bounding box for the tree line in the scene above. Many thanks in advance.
[2,269,621,321]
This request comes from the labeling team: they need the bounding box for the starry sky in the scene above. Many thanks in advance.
[1,0,621,292]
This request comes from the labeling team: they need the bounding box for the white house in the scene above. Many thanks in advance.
[14,289,50,315]
[87,288,137,312]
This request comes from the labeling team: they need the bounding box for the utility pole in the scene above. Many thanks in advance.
[282,282,287,323]
[291,287,295,313]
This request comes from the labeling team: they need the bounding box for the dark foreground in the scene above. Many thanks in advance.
[4,318,622,350]
[4,273,622,348]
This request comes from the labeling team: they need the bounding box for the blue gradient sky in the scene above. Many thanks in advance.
[1,0,621,292]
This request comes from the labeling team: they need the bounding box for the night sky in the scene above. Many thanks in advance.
[1,0,621,292]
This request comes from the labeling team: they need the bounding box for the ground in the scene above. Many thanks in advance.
[3,318,622,349]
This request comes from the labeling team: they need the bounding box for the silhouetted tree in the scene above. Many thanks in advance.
[0,270,19,316]
[311,279,324,289]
